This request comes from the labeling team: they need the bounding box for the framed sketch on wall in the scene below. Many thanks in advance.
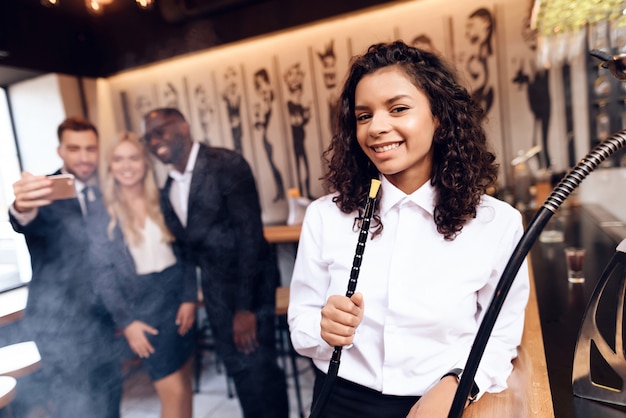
[500,2,567,174]
[212,63,259,168]
[155,78,191,123]
[449,3,506,178]
[276,45,325,201]
[242,54,291,224]
[117,84,158,134]
[309,36,352,157]
[183,70,224,148]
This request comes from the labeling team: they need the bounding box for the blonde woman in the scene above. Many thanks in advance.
[89,132,196,418]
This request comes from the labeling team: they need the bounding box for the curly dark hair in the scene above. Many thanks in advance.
[323,40,498,240]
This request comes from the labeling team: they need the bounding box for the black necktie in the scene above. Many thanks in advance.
[82,186,98,216]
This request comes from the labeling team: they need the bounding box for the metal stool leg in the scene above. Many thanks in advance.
[287,337,305,418]
[276,314,304,418]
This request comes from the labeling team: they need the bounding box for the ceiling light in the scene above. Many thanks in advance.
[136,0,154,9]
[85,0,105,14]
[40,0,60,7]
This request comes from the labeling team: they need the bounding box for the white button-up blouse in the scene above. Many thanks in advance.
[288,176,530,399]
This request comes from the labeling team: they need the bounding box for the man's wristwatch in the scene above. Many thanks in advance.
[441,368,480,405]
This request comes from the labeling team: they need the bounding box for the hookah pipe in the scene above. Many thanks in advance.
[309,178,381,418]
[448,50,626,417]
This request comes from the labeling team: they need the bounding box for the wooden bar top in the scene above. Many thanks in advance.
[263,225,302,244]
[464,257,554,417]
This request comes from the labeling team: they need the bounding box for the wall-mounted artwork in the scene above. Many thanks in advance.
[155,78,191,122]
[309,37,352,156]
[183,71,222,148]
[452,5,498,113]
[502,6,567,174]
[276,45,325,200]
[212,63,259,169]
[117,83,158,134]
[243,53,290,223]
[450,3,506,178]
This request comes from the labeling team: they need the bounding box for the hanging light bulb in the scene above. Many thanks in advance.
[136,0,154,9]
[85,0,113,14]
[41,0,60,7]
[85,0,103,14]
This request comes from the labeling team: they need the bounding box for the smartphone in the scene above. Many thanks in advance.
[47,174,77,200]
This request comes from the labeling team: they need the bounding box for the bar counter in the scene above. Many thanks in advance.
[462,256,553,417]
[529,203,626,417]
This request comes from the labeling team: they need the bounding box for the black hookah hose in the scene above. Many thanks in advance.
[309,178,382,418]
[448,130,626,417]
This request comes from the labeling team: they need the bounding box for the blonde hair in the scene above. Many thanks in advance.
[100,131,174,246]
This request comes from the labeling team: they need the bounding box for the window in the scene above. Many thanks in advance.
[0,87,31,291]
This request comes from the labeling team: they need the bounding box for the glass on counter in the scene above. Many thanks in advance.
[564,247,586,283]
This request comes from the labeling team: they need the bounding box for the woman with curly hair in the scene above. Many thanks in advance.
[89,132,197,418]
[288,41,529,417]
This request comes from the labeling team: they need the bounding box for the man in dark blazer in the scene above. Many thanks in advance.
[9,117,122,418]
[143,107,288,418]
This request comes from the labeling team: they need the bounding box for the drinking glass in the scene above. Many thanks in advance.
[564,247,586,283]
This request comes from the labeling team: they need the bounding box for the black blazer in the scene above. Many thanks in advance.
[87,214,197,330]
[8,171,113,348]
[160,145,277,320]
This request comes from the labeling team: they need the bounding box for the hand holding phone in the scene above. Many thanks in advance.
[47,174,77,200]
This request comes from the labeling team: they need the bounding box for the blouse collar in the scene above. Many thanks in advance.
[378,175,436,217]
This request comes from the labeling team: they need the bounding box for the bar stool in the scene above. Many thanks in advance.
[0,341,42,378]
[275,286,305,418]
[0,286,28,328]
[0,376,17,412]
[0,342,40,418]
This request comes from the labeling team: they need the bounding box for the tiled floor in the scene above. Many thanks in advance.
[121,352,315,418]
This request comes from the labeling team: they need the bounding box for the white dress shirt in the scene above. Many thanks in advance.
[288,176,530,399]
[127,217,176,275]
[168,142,199,227]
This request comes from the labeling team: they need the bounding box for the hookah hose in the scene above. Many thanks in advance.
[448,130,626,417]
[309,178,382,418]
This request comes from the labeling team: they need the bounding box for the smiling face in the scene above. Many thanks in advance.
[143,112,191,171]
[355,66,438,194]
[57,129,99,183]
[109,141,146,189]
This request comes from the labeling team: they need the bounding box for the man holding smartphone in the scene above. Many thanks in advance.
[9,117,122,418]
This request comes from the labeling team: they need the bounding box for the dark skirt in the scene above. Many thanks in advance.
[132,263,195,381]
